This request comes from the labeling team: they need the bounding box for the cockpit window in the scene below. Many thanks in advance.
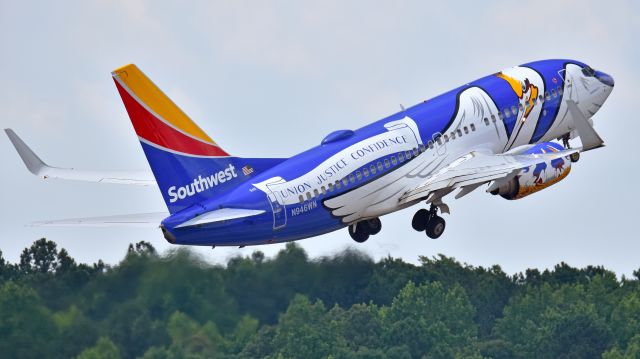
[582,66,596,77]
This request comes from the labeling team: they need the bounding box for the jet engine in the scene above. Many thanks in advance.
[491,142,572,200]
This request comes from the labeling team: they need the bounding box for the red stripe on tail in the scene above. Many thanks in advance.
[114,79,229,157]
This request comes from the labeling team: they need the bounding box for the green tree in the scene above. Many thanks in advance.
[382,281,480,358]
[610,290,640,349]
[269,295,346,358]
[77,337,120,359]
[19,238,59,274]
[603,334,640,359]
[0,281,58,358]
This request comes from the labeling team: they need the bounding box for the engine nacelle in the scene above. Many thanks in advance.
[491,142,572,200]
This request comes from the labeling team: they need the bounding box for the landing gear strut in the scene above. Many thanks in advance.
[412,204,446,239]
[348,218,382,243]
[562,134,580,163]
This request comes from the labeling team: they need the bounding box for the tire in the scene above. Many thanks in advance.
[425,216,446,239]
[570,152,580,163]
[348,223,370,243]
[366,218,382,235]
[412,209,429,232]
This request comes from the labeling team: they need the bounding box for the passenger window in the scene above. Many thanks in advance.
[398,152,405,162]
[342,178,349,186]
[504,109,511,118]
[545,92,551,101]
[428,141,434,149]
[450,131,456,139]
[336,180,342,189]
[328,183,334,192]
[413,148,419,156]
[491,114,496,122]
[463,126,469,134]
[391,156,397,165]
[498,112,504,121]
[356,171,362,180]
[539,94,544,102]
[370,164,377,174]
[306,192,312,200]
[511,105,517,115]
[349,174,355,183]
[436,138,442,145]
[377,162,384,171]
[313,189,319,197]
[551,89,557,98]
[299,195,304,203]
[363,167,369,177]
[444,134,450,142]
[384,159,390,168]
[405,151,412,159]
[558,87,564,96]
[321,186,327,194]
[457,128,463,137]
[532,97,537,105]
[484,118,490,126]
[518,103,524,112]
[470,123,476,131]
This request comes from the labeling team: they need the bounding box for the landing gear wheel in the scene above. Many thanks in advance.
[348,223,370,243]
[570,152,580,163]
[425,216,446,239]
[366,218,382,235]
[412,209,429,232]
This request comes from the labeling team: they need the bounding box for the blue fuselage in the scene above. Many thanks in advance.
[161,59,614,246]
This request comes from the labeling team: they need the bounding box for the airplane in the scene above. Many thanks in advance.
[5,59,614,246]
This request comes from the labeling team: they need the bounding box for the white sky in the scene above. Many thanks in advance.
[1,0,638,275]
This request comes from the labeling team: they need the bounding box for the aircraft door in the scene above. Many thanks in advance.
[264,178,287,230]
[433,132,447,157]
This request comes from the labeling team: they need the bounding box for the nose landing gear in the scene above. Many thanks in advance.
[412,204,446,239]
[348,217,382,243]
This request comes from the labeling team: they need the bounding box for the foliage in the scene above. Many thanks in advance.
[0,238,637,358]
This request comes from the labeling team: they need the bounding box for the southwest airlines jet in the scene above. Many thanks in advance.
[6,59,613,246]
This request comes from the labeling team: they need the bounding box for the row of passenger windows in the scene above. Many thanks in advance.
[495,85,565,121]
[296,84,567,204]
[297,151,413,204]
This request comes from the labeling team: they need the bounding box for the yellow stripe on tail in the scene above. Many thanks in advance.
[112,64,215,145]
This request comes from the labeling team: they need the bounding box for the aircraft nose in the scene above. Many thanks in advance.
[595,70,615,87]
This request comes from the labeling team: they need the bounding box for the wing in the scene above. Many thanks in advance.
[399,148,579,204]
[5,129,155,186]
[30,212,168,227]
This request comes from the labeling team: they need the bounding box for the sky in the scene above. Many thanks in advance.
[1,0,638,276]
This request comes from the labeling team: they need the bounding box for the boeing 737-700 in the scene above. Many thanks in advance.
[6,59,614,246]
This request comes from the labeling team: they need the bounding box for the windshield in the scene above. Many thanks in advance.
[581,66,596,77]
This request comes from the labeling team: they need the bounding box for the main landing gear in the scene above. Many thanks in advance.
[562,134,580,163]
[412,204,446,239]
[348,217,382,243]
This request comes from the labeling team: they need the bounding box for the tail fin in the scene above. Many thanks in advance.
[112,64,282,213]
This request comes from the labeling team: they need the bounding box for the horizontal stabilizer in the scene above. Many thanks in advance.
[175,208,265,228]
[29,212,168,227]
[5,129,155,185]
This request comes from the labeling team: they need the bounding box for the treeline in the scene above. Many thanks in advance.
[0,239,639,359]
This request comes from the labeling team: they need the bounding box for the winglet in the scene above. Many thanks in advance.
[4,129,48,176]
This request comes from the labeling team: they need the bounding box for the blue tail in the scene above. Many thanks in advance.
[112,64,285,213]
